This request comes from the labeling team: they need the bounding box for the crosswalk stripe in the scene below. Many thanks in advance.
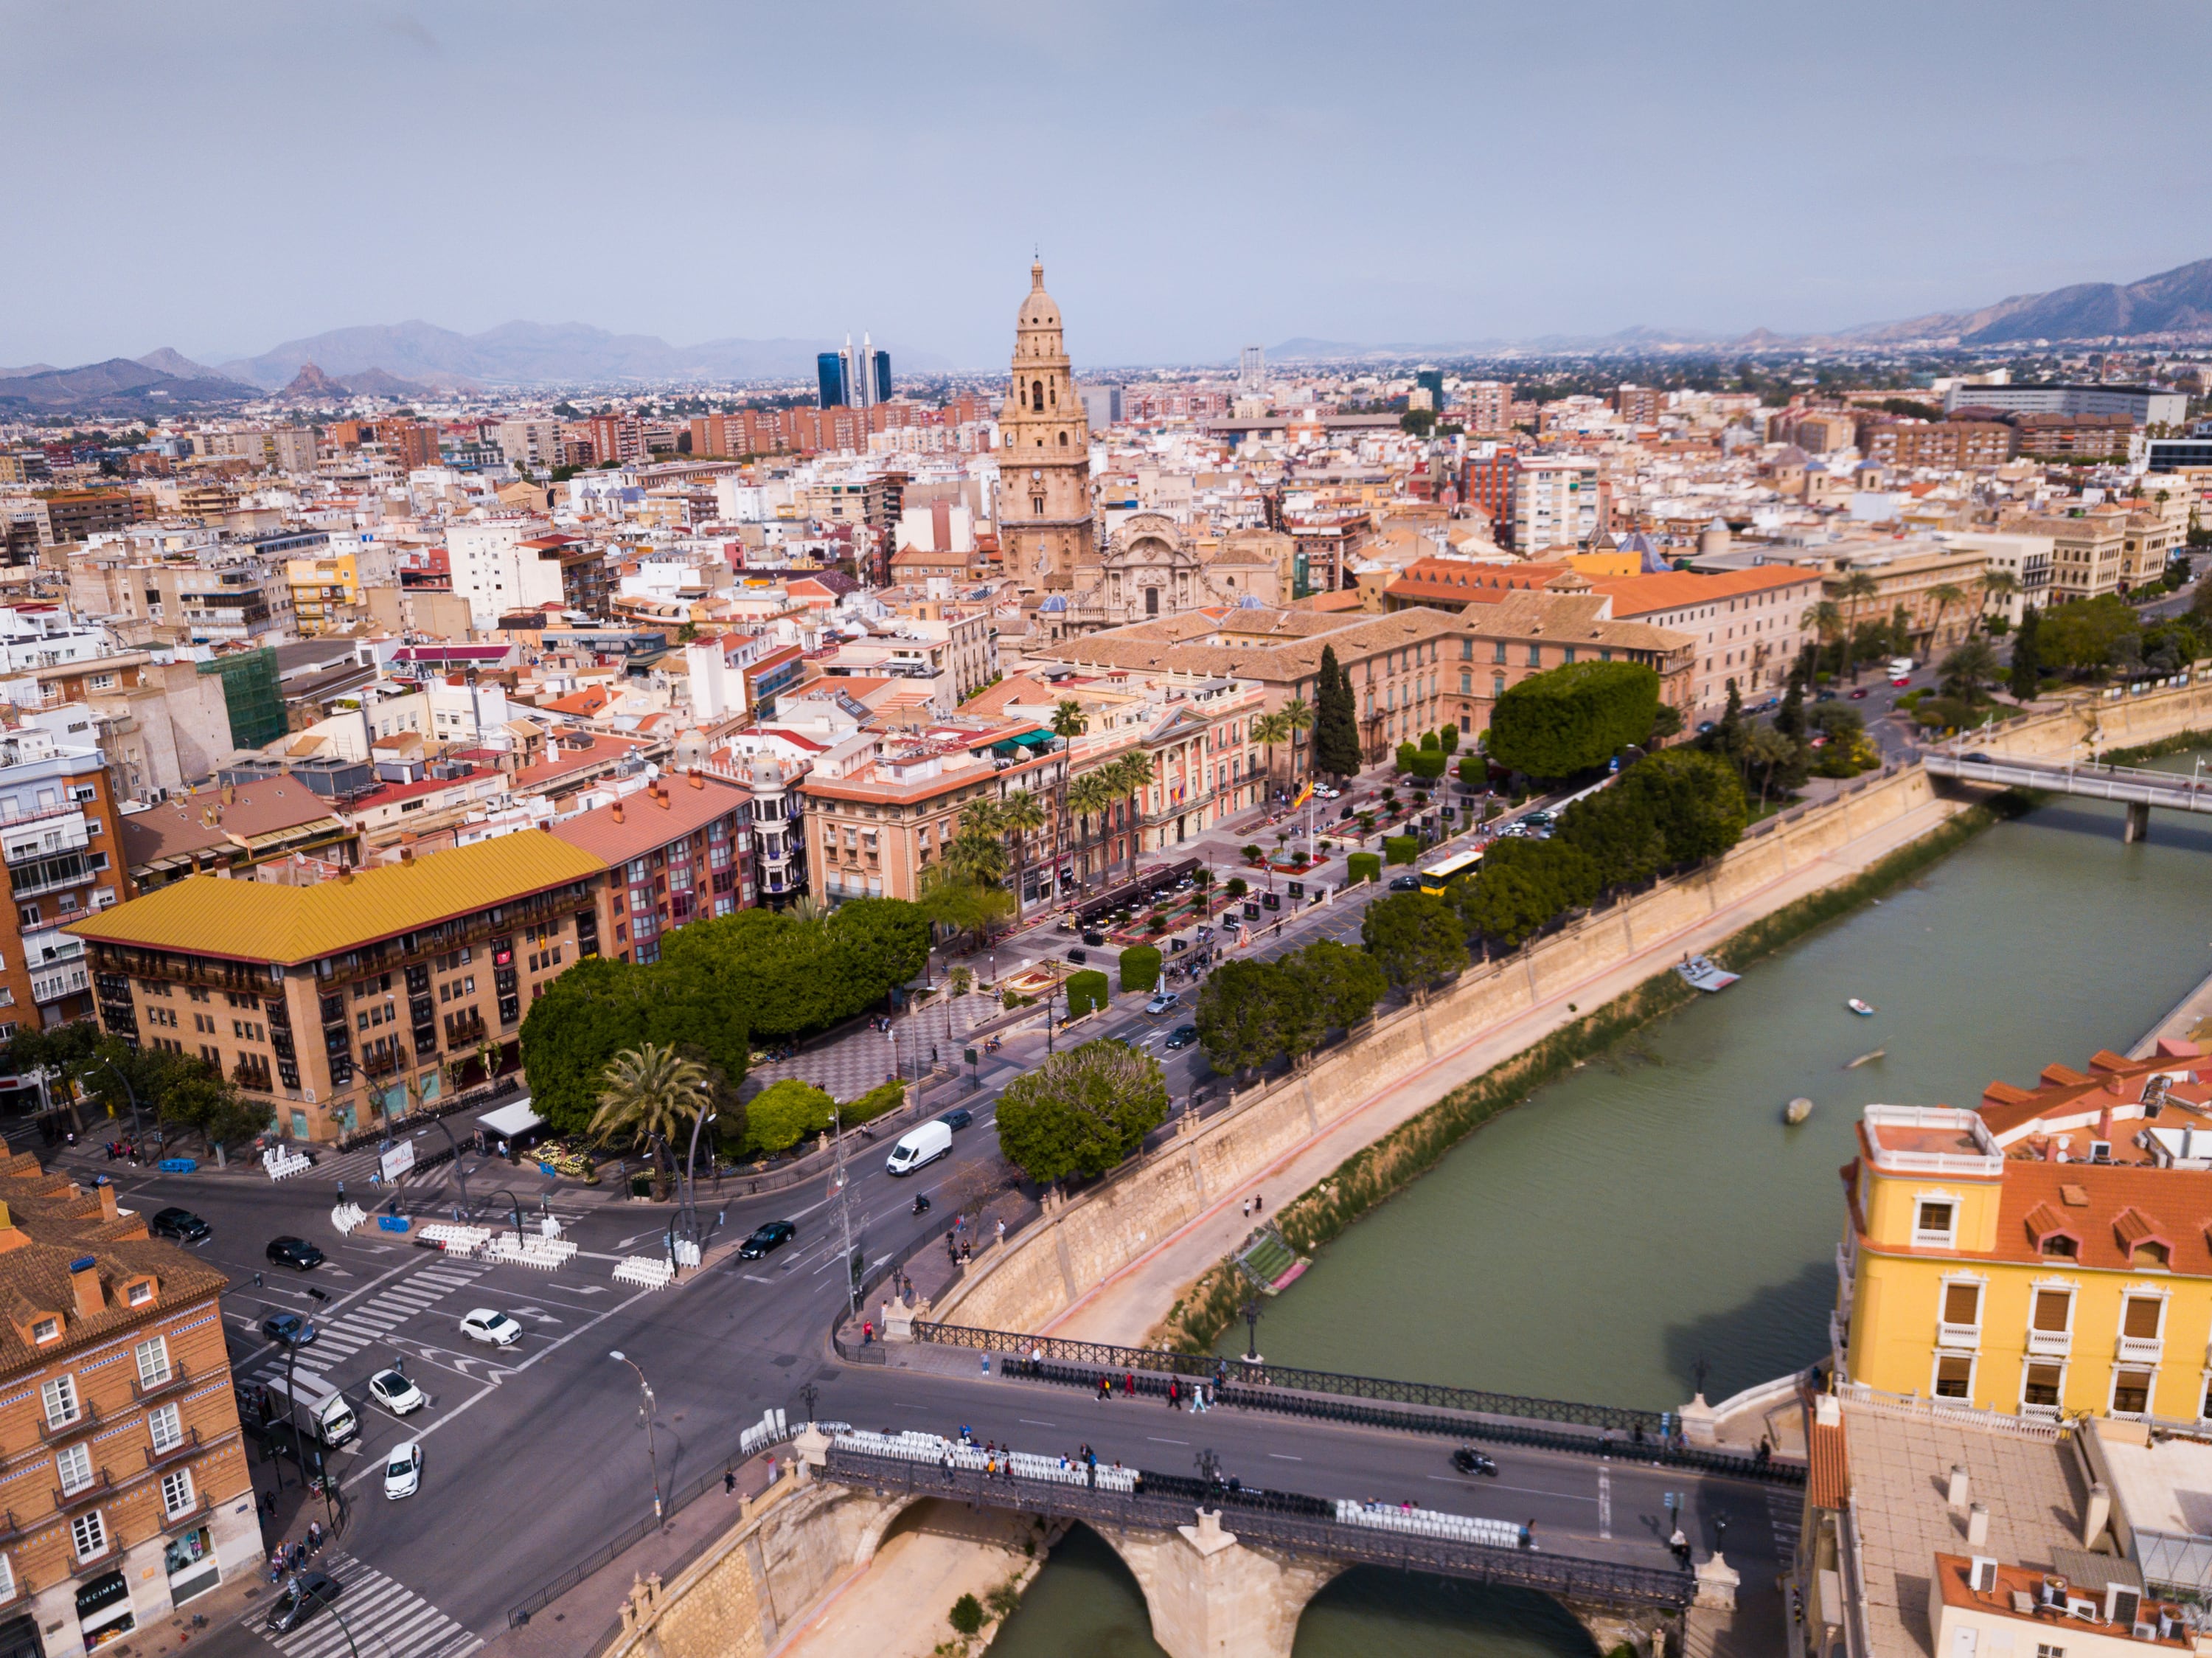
[251,1553,481,1658]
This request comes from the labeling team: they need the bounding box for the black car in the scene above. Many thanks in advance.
[265,1236,324,1271]
[1164,1024,1198,1051]
[938,1108,973,1131]
[1450,1446,1498,1476]
[738,1221,796,1260]
[261,1312,316,1347]
[267,1570,343,1633]
[1960,752,1993,764]
[150,1207,209,1244]
[1388,873,1421,891]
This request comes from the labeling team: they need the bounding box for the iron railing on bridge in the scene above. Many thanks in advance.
[821,1445,1695,1612]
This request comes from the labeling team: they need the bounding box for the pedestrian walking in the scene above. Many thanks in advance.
[1168,1378,1180,1410]
[1241,1198,1251,1219]
[1097,1374,1110,1401]
[725,1468,737,1495]
[1253,1193,1263,1214]
[995,1218,1006,1246]
[862,1319,874,1345]
[1123,1370,1135,1397]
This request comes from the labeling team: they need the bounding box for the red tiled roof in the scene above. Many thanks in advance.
[1806,1415,1849,1511]
[548,773,750,864]
[1589,566,1820,617]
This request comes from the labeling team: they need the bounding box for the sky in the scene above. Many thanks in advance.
[8,0,2211,372]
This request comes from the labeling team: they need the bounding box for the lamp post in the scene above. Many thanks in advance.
[681,1109,719,1250]
[1239,1297,1262,1366]
[609,1351,664,1523]
[90,1056,142,1144]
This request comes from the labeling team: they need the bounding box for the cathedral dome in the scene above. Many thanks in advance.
[1018,260,1060,330]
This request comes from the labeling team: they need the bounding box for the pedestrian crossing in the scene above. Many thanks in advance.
[1765,1483,1802,1564]
[248,1552,482,1658]
[244,1261,488,1383]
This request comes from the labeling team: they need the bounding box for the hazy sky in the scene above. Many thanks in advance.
[8,0,2210,370]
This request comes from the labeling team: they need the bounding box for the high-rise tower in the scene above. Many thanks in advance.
[997,260,1093,590]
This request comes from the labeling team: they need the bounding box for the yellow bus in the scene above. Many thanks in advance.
[1417,847,1483,897]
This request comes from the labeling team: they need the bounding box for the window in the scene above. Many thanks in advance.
[148,1403,182,1454]
[0,1553,14,1603]
[1913,1200,1955,1247]
[1933,1354,1973,1399]
[161,1469,194,1519]
[2124,1296,2164,1339]
[135,1335,170,1387]
[1525,645,1541,666]
[41,1373,79,1427]
[127,1280,153,1308]
[1492,641,1506,664]
[2114,1368,2154,1414]
[2031,1288,2071,1333]
[71,1510,106,1562]
[1492,674,1506,698]
[1941,1281,1980,1331]
[2024,1364,2063,1408]
[56,1442,92,1494]
[32,1317,57,1345]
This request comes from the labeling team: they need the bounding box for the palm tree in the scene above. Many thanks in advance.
[591,1042,709,1200]
[1049,699,1087,739]
[1066,771,1116,888]
[946,801,1010,888]
[1801,600,1843,679]
[1980,570,2019,631]
[1278,696,1315,789]
[999,788,1046,910]
[1926,583,1967,653]
[1252,711,1292,794]
[1838,571,1880,682]
[1108,752,1156,880]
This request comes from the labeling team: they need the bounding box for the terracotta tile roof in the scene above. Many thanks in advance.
[119,777,348,870]
[1982,1162,2212,1273]
[1588,565,1821,617]
[64,832,609,964]
[549,773,750,865]
[1807,1415,1850,1510]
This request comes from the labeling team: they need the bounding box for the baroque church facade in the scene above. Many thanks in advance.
[998,263,1293,641]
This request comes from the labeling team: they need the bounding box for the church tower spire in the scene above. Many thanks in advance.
[998,259,1092,591]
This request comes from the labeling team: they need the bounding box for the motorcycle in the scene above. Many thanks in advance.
[1450,1447,1498,1477]
[912,1194,932,1215]
[984,1036,1003,1054]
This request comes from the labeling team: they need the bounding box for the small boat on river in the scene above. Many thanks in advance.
[1845,1048,1887,1070]
[1676,955,1739,993]
[1846,998,1877,1017]
[1784,1097,1814,1125]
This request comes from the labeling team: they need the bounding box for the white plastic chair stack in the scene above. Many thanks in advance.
[613,1256,674,1290]
[330,1202,366,1236]
[832,1430,1136,1492]
[263,1147,311,1182]
[487,1234,575,1271]
[737,1408,790,1458]
[418,1223,492,1258]
[1335,1500,1521,1550]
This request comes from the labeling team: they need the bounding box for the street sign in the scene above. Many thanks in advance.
[379,1140,416,1183]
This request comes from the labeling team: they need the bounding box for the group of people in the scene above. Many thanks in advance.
[1088,1368,1220,1412]
[265,1519,326,1583]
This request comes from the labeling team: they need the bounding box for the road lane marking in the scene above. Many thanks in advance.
[1267,1453,1302,1462]
[1598,1466,1612,1539]
[1147,1437,1188,1446]
[1020,1419,1058,1428]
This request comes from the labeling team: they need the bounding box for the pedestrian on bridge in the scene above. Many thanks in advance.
[1167,1378,1180,1410]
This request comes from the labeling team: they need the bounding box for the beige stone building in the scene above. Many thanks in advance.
[998,263,1094,591]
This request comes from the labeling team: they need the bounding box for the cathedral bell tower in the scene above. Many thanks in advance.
[998,260,1093,591]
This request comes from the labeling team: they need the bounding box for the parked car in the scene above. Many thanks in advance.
[265,1236,324,1271]
[1145,991,1180,1016]
[1081,930,1106,946]
[1165,1024,1198,1051]
[261,1313,316,1347]
[1891,676,1911,688]
[738,1221,796,1260]
[1815,690,1838,703]
[1960,752,1993,764]
[267,1572,343,1633]
[1388,873,1421,891]
[459,1308,523,1348]
[369,1369,425,1416]
[1521,809,1555,828]
[938,1108,973,1131]
[1848,687,1870,699]
[150,1207,209,1244]
[383,1440,422,1501]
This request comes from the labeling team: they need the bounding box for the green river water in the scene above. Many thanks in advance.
[990,777,2212,1657]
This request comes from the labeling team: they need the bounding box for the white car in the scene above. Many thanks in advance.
[383,1441,421,1501]
[1145,991,1180,1016]
[368,1370,425,1416]
[459,1308,523,1348]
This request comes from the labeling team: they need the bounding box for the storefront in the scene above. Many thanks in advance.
[74,1569,133,1651]
[165,1523,220,1605]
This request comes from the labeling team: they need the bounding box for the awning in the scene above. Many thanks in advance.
[476,1100,544,1140]
[991,730,1053,754]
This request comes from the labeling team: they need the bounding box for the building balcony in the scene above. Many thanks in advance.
[143,1426,200,1473]
[52,1470,113,1513]
[40,1405,100,1446]
[132,1362,190,1405]
[31,964,89,1005]
[1830,1308,1850,1365]
[2118,1335,2165,1364]
[2026,1328,2071,1358]
[1936,1322,1983,1352]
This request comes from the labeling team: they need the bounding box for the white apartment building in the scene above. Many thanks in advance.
[1932,530,2055,625]
[493,419,564,471]
[1512,457,1601,553]
[447,516,560,626]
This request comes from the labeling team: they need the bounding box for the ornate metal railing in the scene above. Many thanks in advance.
[820,1446,1694,1612]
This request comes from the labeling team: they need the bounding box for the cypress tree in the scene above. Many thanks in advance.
[1313,645,1363,777]
[2009,605,2042,702]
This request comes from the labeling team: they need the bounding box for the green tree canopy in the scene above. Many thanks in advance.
[1119,946,1161,993]
[827,898,932,986]
[1312,645,1363,777]
[1281,939,1388,1038]
[1194,959,1290,1078]
[1451,837,1602,950]
[2008,604,2042,701]
[1486,661,1660,780]
[520,956,750,1137]
[1359,892,1469,991]
[1065,968,1111,1017]
[744,1078,835,1156]
[2037,595,2140,673]
[995,1039,1168,1183]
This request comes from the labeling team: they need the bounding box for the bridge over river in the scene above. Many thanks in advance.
[1925,748,2212,840]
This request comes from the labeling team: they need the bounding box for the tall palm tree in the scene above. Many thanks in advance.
[1837,571,1880,682]
[1109,752,1156,880]
[591,1043,709,1199]
[947,799,1010,889]
[1252,711,1292,794]
[1980,570,2019,631]
[1279,696,1315,789]
[999,788,1046,910]
[1049,699,1087,739]
[1066,771,1116,888]
[1926,583,1967,653]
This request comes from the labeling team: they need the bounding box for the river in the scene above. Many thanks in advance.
[989,779,2212,1658]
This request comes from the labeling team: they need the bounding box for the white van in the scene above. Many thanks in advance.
[886,1120,952,1176]
[262,1373,358,1448]
[1888,657,1915,679]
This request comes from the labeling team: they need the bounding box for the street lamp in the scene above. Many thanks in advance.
[1239,1297,1262,1366]
[90,1056,142,1144]
[681,1109,719,1249]
[608,1352,664,1523]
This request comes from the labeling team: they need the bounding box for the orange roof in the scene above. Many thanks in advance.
[1386,558,1571,605]
[1806,1414,1849,1510]
[1589,566,1820,617]
[549,773,750,865]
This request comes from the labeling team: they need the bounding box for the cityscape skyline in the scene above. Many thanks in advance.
[8,0,2211,370]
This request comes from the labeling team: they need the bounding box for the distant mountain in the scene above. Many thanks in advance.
[216,319,951,389]
[278,361,440,402]
[0,357,257,415]
[135,347,219,379]
[0,361,59,381]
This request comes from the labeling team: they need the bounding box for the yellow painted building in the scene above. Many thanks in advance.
[1837,1045,2212,1423]
[285,551,362,635]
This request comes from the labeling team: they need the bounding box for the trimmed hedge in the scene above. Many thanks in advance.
[1065,969,1111,1018]
[842,1079,906,1124]
[1119,945,1162,993]
[1487,660,1659,780]
[1346,852,1382,884]
[1383,835,1419,866]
